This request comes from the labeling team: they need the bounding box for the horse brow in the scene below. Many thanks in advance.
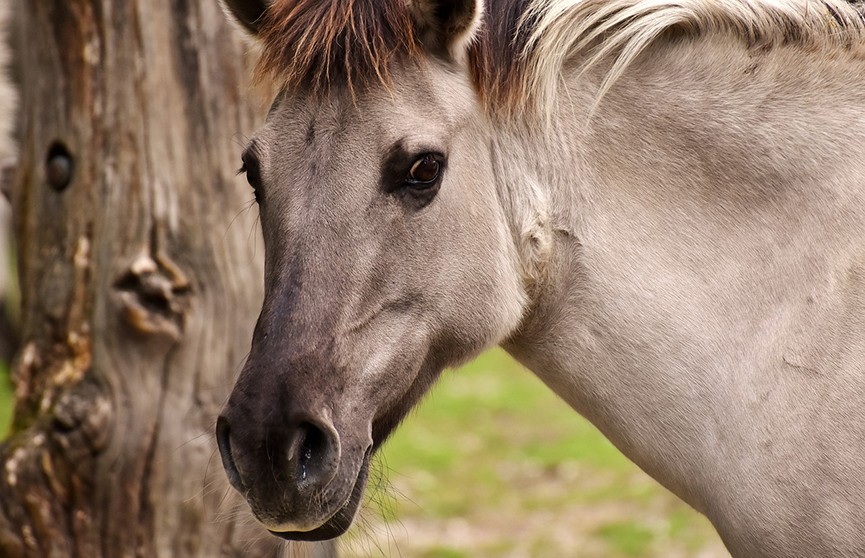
[242,139,262,160]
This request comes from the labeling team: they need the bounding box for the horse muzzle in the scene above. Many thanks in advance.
[216,407,371,540]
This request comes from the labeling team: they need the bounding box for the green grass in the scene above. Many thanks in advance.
[347,349,727,557]
[596,521,656,556]
[420,548,468,558]
[0,362,11,439]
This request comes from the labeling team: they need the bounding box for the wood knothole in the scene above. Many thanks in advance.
[50,381,112,455]
[114,252,192,340]
[45,141,74,192]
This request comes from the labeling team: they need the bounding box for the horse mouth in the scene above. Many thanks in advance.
[268,449,371,542]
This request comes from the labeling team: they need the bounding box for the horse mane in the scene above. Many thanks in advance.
[254,0,421,96]
[508,0,865,117]
[254,0,865,115]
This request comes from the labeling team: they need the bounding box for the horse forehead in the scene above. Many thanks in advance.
[266,96,348,147]
[266,62,470,137]
[263,97,377,158]
[264,103,423,170]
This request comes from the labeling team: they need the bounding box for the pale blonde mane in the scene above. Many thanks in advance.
[519,0,865,116]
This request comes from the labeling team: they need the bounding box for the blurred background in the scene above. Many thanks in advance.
[3,347,729,557]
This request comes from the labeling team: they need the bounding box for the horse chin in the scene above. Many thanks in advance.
[268,450,371,542]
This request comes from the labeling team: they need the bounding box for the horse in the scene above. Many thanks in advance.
[214,1,865,556]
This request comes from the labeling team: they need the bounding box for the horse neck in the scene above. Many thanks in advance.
[498,32,865,514]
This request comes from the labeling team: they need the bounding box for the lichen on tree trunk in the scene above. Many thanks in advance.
[0,1,334,556]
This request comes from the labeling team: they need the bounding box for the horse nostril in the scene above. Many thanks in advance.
[298,423,325,481]
[216,415,245,491]
[218,413,340,498]
[293,420,340,488]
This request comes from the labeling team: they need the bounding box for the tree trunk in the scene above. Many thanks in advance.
[0,1,335,556]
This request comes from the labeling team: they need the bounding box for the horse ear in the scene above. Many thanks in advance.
[219,0,272,38]
[408,0,484,60]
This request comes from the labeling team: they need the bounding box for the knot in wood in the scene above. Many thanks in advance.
[51,382,113,455]
[114,253,192,340]
[45,142,73,192]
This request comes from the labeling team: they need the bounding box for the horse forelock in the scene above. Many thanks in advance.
[254,0,422,96]
[253,0,865,116]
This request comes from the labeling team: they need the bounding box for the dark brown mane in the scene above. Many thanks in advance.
[255,0,422,95]
[254,0,532,113]
[468,0,535,115]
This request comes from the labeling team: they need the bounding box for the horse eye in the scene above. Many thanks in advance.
[238,159,262,202]
[407,154,441,185]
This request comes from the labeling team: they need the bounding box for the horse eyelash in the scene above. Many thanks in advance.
[236,163,247,176]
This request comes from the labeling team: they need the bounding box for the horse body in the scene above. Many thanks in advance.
[217,1,865,555]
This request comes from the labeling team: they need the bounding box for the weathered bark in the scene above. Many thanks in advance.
[0,1,334,556]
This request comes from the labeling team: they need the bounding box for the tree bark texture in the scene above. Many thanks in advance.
[0,1,334,556]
